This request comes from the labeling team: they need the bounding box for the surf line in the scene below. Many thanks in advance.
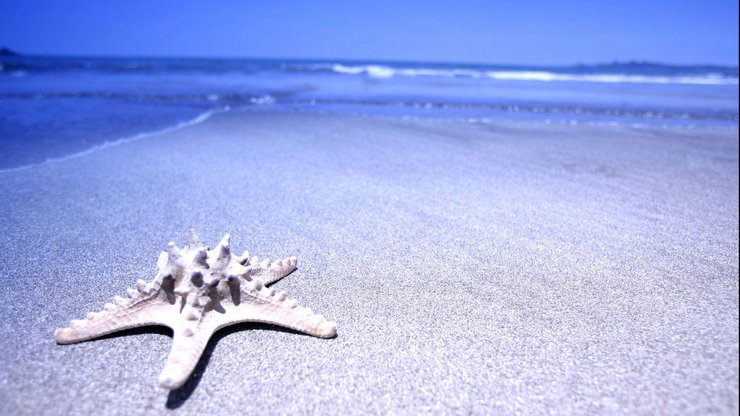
[0,107,229,174]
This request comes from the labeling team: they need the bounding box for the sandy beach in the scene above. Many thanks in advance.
[0,110,737,414]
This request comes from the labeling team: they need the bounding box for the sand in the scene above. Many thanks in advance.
[0,110,737,415]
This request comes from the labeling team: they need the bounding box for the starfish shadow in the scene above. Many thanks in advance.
[165,322,332,409]
[96,326,173,340]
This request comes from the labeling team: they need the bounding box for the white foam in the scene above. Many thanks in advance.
[329,64,738,85]
[249,94,276,104]
[0,108,225,174]
[331,64,365,75]
[484,71,738,85]
[332,64,394,78]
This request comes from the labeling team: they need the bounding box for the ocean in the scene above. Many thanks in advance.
[1,55,737,171]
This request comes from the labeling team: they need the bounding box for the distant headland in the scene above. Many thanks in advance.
[0,47,20,56]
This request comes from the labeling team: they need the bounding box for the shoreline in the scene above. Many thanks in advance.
[2,105,738,174]
[0,107,225,174]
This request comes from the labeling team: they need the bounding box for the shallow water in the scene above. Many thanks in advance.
[1,55,737,170]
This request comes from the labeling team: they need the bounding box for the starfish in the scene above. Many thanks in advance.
[54,230,337,390]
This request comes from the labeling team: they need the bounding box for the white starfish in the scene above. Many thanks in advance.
[54,230,337,390]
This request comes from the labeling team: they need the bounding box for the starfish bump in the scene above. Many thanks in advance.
[54,230,337,390]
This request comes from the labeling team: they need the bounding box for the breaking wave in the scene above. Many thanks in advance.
[329,64,738,85]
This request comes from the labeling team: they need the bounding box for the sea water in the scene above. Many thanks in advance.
[0,55,737,170]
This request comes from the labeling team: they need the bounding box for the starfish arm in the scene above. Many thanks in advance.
[158,309,216,390]
[214,283,337,338]
[244,255,298,285]
[54,285,175,344]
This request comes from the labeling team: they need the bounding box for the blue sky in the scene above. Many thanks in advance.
[1,0,737,65]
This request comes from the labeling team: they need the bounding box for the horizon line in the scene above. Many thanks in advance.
[2,47,738,70]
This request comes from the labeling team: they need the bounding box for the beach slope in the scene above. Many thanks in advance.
[0,111,737,414]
